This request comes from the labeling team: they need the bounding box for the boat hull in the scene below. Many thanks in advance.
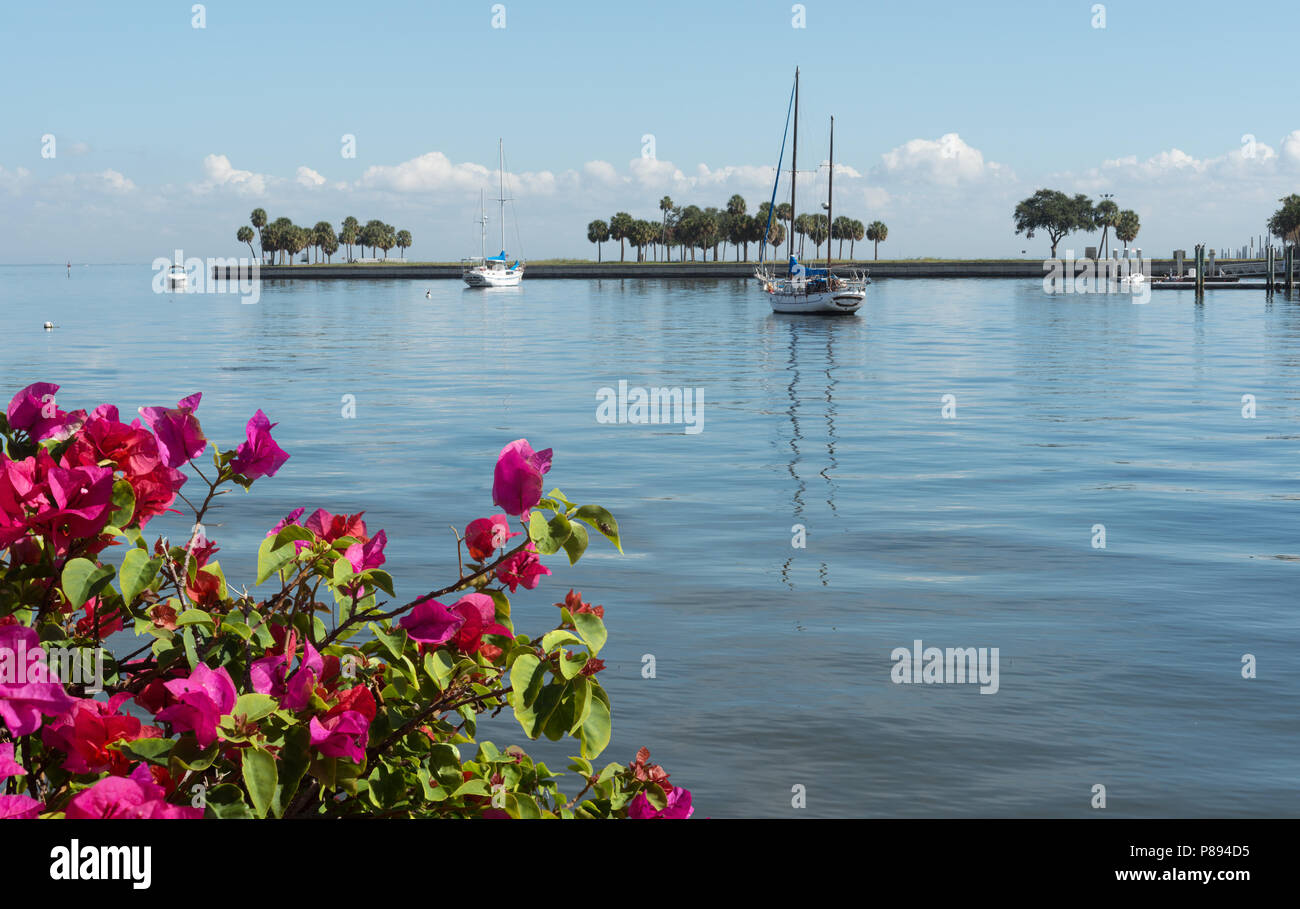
[463,267,523,288]
[768,289,864,314]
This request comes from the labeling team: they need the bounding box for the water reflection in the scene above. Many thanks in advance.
[764,314,862,589]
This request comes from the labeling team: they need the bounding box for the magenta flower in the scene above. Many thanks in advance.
[308,710,371,763]
[267,507,306,537]
[344,529,387,574]
[495,543,551,593]
[447,593,511,656]
[491,439,552,516]
[138,393,206,468]
[0,743,26,781]
[308,686,375,763]
[627,786,694,819]
[230,409,290,480]
[65,765,201,819]
[399,597,464,646]
[4,382,83,441]
[0,795,43,819]
[251,638,322,712]
[38,464,115,540]
[154,663,236,747]
[464,515,519,562]
[0,624,77,736]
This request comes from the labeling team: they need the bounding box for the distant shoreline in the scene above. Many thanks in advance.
[207,258,1218,280]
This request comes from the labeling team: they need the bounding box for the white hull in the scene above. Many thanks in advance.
[768,288,864,314]
[463,265,524,287]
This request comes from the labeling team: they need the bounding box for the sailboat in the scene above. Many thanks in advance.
[755,68,867,315]
[462,139,525,288]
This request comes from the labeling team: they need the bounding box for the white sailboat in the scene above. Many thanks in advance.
[755,68,867,315]
[462,139,525,288]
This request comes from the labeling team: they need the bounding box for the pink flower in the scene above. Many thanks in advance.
[138,393,206,468]
[5,382,84,441]
[399,597,464,646]
[303,508,368,543]
[0,743,26,781]
[308,686,375,763]
[35,465,115,548]
[627,786,694,819]
[464,515,519,562]
[250,636,322,712]
[0,624,77,736]
[495,543,551,592]
[230,410,290,480]
[65,764,202,819]
[154,663,236,747]
[446,593,511,656]
[344,529,387,574]
[491,439,552,516]
[0,795,43,819]
[267,507,305,537]
[41,693,159,775]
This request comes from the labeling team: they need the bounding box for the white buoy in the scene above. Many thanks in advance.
[425,290,431,299]
[43,322,54,330]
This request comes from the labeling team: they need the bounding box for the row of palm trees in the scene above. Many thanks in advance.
[239,209,412,264]
[586,195,889,263]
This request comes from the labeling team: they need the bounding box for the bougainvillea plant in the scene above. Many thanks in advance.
[0,383,691,819]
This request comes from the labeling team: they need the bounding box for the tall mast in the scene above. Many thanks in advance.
[498,139,506,255]
[826,115,833,273]
[789,67,798,261]
[479,189,487,261]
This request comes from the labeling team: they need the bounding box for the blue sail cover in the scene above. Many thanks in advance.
[487,250,508,261]
[788,255,828,278]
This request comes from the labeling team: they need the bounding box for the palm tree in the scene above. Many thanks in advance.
[362,220,387,259]
[312,222,335,264]
[608,212,634,262]
[586,219,609,262]
[250,209,267,261]
[1114,210,1140,250]
[850,219,864,259]
[268,217,293,264]
[396,229,412,260]
[237,226,255,259]
[832,216,852,259]
[340,216,359,262]
[378,223,397,259]
[865,220,888,260]
[658,196,674,261]
[1094,198,1119,257]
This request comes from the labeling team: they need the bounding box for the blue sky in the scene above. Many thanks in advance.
[2,0,1297,261]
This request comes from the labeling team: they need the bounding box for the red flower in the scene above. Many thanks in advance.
[495,543,551,593]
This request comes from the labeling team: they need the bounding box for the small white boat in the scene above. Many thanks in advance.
[754,69,866,316]
[165,264,188,291]
[463,140,524,289]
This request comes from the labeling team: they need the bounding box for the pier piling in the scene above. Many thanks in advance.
[1287,246,1295,296]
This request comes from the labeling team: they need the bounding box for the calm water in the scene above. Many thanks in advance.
[4,265,1298,817]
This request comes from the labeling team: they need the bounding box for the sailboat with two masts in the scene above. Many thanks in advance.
[755,68,867,314]
[462,139,525,288]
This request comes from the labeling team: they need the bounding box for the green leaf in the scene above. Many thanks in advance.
[119,737,175,764]
[242,746,278,818]
[579,695,611,759]
[181,625,199,669]
[109,479,136,528]
[175,608,215,630]
[61,558,115,609]
[369,623,407,661]
[561,521,589,565]
[452,778,490,798]
[171,738,220,772]
[541,629,583,653]
[645,782,668,811]
[528,511,572,556]
[205,784,253,819]
[255,535,296,586]
[272,524,315,547]
[232,693,279,723]
[425,649,455,690]
[573,505,623,553]
[572,611,607,655]
[558,649,589,681]
[365,570,396,597]
[118,548,162,604]
[271,726,311,818]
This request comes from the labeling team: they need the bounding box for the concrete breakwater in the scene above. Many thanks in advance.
[210,259,1222,281]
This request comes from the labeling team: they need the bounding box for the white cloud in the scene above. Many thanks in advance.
[877,133,1009,185]
[295,165,327,187]
[197,154,269,195]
